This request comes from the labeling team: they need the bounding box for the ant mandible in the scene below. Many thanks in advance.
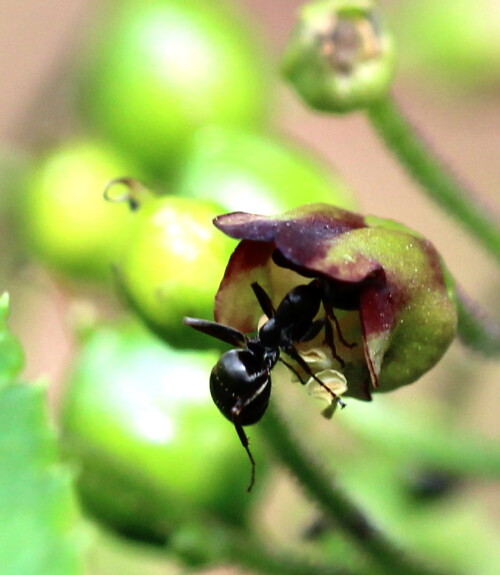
[184,279,349,491]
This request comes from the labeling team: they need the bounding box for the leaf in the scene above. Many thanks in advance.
[0,381,84,575]
[0,292,84,574]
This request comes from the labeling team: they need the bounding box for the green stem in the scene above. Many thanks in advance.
[260,401,448,575]
[170,521,356,575]
[456,286,500,357]
[367,96,500,263]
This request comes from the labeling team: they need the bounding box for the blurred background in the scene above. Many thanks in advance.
[0,1,499,574]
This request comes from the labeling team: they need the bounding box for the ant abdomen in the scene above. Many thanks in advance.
[210,348,272,425]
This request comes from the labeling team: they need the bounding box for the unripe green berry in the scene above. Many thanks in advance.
[77,0,270,179]
[176,126,357,213]
[21,140,139,284]
[115,192,235,349]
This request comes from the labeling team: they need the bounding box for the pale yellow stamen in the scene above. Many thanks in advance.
[256,316,349,417]
[290,347,348,419]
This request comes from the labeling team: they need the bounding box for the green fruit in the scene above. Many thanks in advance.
[176,126,357,213]
[78,0,270,179]
[22,140,139,284]
[117,194,235,348]
[60,323,264,541]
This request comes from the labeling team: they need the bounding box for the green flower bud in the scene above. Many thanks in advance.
[282,0,395,113]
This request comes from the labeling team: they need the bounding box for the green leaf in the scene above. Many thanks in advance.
[0,381,84,575]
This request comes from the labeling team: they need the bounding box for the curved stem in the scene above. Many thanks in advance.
[456,286,500,357]
[367,96,500,263]
[170,521,356,575]
[260,401,448,575]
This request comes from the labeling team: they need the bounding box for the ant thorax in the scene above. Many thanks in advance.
[258,317,282,348]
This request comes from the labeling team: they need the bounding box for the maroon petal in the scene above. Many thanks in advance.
[215,240,275,330]
[358,278,395,389]
[214,204,365,243]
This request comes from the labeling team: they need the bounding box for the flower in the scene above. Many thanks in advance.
[213,204,457,401]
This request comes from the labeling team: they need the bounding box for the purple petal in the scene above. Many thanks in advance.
[215,240,275,330]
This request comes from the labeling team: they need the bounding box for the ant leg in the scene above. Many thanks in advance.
[285,346,346,409]
[251,282,275,319]
[231,378,270,492]
[233,420,256,493]
[299,318,325,343]
[322,300,356,349]
[279,357,307,384]
[184,317,248,347]
[323,317,346,368]
[330,310,357,349]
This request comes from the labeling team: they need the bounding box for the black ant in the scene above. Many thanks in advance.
[184,279,351,491]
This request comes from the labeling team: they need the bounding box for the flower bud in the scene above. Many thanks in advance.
[282,0,395,113]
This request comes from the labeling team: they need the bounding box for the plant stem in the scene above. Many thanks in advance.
[260,401,448,575]
[456,286,500,357]
[367,96,500,263]
[170,521,357,575]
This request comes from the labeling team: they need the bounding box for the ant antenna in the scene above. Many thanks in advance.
[234,423,256,492]
[251,282,276,318]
